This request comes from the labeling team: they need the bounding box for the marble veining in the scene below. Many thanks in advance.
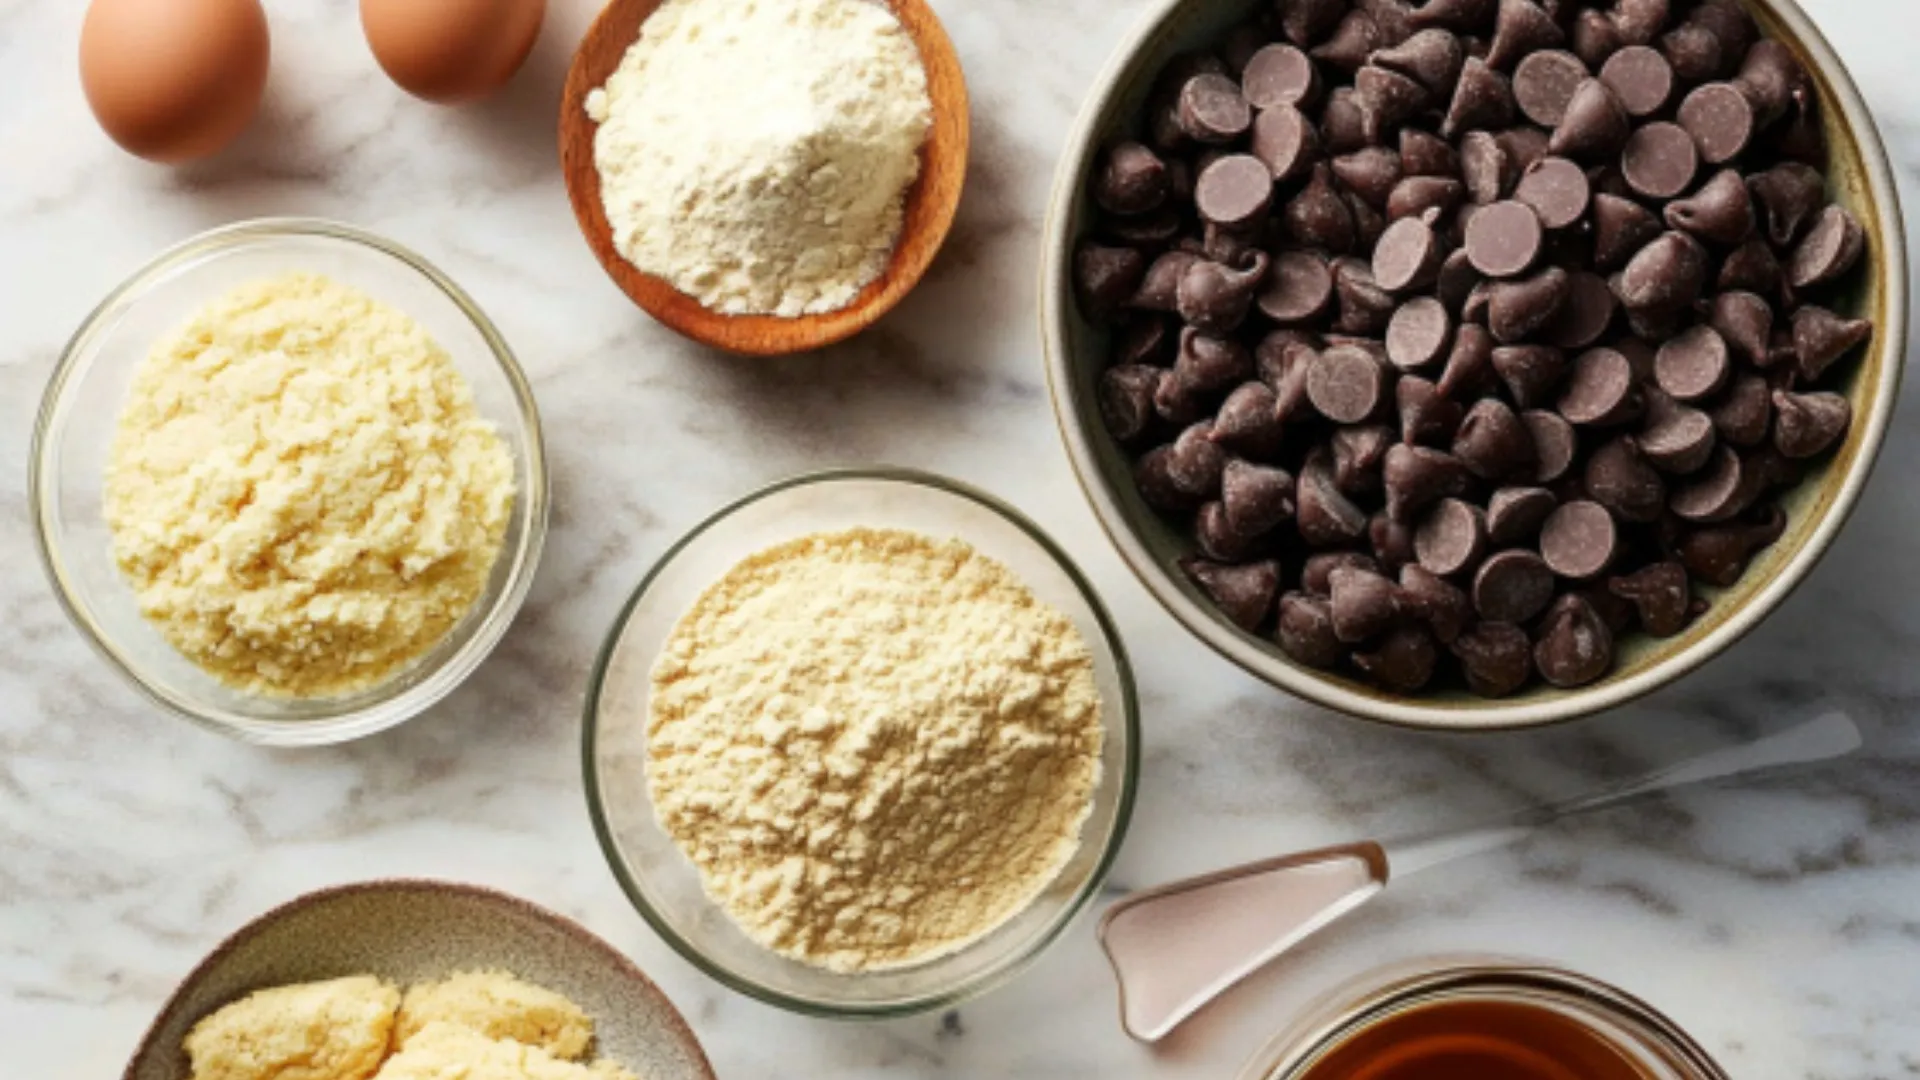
[5,0,1920,1077]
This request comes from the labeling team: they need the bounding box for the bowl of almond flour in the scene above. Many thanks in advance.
[582,469,1138,1016]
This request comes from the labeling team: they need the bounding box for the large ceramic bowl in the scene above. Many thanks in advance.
[122,880,714,1080]
[1041,0,1907,730]
[31,219,549,746]
[584,468,1138,1017]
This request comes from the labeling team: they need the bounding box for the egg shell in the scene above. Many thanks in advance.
[361,0,548,104]
[79,0,270,163]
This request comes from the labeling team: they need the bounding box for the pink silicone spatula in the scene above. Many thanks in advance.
[1099,711,1863,1042]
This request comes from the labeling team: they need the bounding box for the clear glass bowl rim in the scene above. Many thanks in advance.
[1237,959,1730,1080]
[29,216,551,745]
[580,466,1142,1018]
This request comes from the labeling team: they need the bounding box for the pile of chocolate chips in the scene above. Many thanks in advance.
[1075,0,1874,696]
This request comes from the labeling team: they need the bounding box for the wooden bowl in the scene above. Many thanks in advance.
[1040,0,1908,730]
[558,0,969,356]
[122,880,715,1080]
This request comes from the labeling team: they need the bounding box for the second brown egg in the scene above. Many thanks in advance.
[360,0,546,104]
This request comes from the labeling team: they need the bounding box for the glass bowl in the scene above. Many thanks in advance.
[30,218,549,747]
[583,469,1139,1017]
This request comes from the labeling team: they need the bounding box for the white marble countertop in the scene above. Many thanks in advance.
[5,0,1920,1076]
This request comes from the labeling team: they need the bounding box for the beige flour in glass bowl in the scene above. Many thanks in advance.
[585,470,1139,1017]
[32,219,548,746]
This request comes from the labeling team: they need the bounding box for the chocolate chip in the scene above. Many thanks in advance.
[1792,304,1872,382]
[1665,168,1755,246]
[1314,11,1384,73]
[1258,332,1319,420]
[1608,560,1691,636]
[1557,346,1638,426]
[1719,239,1785,302]
[1212,382,1287,457]
[1398,375,1466,445]
[1452,620,1535,694]
[1100,364,1161,444]
[1243,44,1320,109]
[1282,0,1349,46]
[1387,296,1455,371]
[1787,205,1867,290]
[1493,343,1570,408]
[1195,154,1276,228]
[1180,73,1254,143]
[1735,39,1806,127]
[1183,557,1281,630]
[1285,164,1359,252]
[1308,344,1389,423]
[1196,497,1265,565]
[1171,327,1256,398]
[1599,44,1673,117]
[1334,424,1397,494]
[1543,271,1618,350]
[1548,78,1630,161]
[1252,105,1323,181]
[1513,49,1590,127]
[1094,142,1171,217]
[1748,163,1827,250]
[1330,565,1407,642]
[1373,216,1447,293]
[1439,321,1498,397]
[1437,248,1484,315]
[1131,250,1198,312]
[1460,130,1515,203]
[1453,397,1538,479]
[1540,499,1618,579]
[1534,593,1614,687]
[1298,448,1373,546]
[1076,242,1148,317]
[1488,0,1565,69]
[1585,436,1666,522]
[1620,121,1697,201]
[1228,455,1305,534]
[1571,8,1625,70]
[1708,291,1774,367]
[1676,82,1754,166]
[1258,251,1336,325]
[1678,505,1788,586]
[1354,625,1441,691]
[1388,175,1468,221]
[1355,64,1434,141]
[1653,324,1731,402]
[1514,156,1590,229]
[1615,230,1708,314]
[1487,485,1559,543]
[1658,21,1721,83]
[1414,497,1490,576]
[1278,591,1347,668]
[1772,390,1851,459]
[1401,128,1461,176]
[1466,199,1545,277]
[1320,87,1373,155]
[1669,445,1763,523]
[1384,443,1474,521]
[1521,408,1578,482]
[1638,387,1718,473]
[1334,257,1400,335]
[1410,0,1498,33]
[1305,552,1381,597]
[1371,511,1420,574]
[1709,373,1773,449]
[1590,193,1663,273]
[1179,252,1269,334]
[1400,563,1474,642]
[1474,548,1557,622]
[1334,146,1406,207]
[1488,266,1572,342]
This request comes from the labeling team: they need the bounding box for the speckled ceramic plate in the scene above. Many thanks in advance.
[122,880,715,1080]
[1040,0,1908,730]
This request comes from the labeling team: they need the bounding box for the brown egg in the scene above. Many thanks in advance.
[79,0,270,163]
[361,0,548,104]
